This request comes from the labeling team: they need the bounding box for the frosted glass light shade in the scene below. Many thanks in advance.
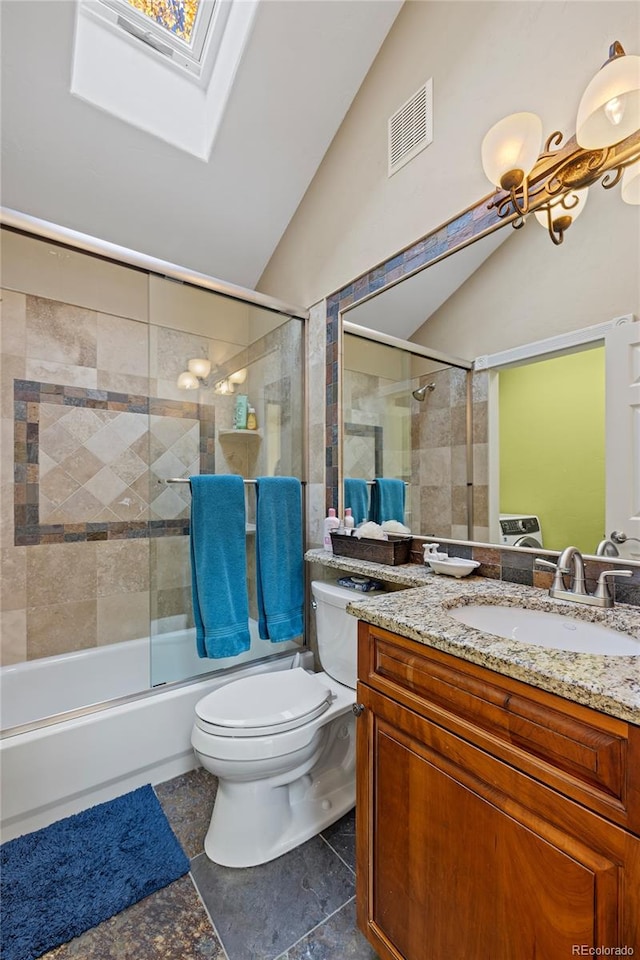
[229,368,247,384]
[188,358,211,378]
[214,379,234,395]
[534,188,589,229]
[177,371,200,390]
[481,113,543,187]
[576,51,640,147]
[621,160,640,204]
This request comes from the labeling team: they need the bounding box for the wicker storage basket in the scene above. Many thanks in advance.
[330,532,412,565]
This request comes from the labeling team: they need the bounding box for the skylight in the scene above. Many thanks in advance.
[95,0,221,78]
[72,0,258,159]
[124,0,200,43]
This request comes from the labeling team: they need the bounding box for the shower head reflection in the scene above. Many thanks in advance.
[412,382,436,401]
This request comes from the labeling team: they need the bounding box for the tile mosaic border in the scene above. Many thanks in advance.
[13,380,214,546]
[405,540,640,607]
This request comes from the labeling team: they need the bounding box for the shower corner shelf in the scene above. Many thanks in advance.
[218,429,263,439]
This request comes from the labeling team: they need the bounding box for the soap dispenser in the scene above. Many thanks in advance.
[424,543,447,564]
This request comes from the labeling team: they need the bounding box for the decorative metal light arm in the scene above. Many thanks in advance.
[488,129,640,232]
[483,41,640,240]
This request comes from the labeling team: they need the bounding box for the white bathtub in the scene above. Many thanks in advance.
[1,637,151,731]
[0,625,309,842]
[1,625,301,730]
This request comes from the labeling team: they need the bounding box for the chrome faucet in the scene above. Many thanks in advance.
[596,539,619,557]
[536,546,632,608]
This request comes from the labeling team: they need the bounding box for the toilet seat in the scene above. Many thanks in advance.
[194,668,333,738]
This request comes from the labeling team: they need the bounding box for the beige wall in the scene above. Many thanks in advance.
[257,1,640,309]
[412,183,640,358]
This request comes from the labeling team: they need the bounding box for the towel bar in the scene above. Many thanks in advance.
[162,478,307,486]
[161,478,403,486]
[364,480,409,486]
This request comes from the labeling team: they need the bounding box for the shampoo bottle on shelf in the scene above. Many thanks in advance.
[323,508,340,551]
[246,406,258,430]
[234,395,248,430]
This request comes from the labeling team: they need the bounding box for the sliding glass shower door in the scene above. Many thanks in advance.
[148,278,305,687]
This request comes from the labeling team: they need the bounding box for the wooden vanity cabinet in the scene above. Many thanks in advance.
[355,622,640,960]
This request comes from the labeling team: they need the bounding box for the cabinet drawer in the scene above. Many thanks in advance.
[359,623,640,834]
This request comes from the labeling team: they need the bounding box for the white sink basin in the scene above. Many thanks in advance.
[448,604,640,656]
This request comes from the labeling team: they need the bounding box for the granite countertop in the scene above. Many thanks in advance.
[304,547,432,587]
[304,549,640,723]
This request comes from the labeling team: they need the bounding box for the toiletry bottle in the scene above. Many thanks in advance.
[246,406,257,430]
[343,508,355,535]
[234,395,248,430]
[323,508,340,551]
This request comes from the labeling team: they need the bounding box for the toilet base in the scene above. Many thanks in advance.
[202,712,355,867]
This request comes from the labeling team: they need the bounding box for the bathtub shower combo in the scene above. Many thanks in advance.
[0,211,308,843]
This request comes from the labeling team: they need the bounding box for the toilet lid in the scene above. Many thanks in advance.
[195,668,333,734]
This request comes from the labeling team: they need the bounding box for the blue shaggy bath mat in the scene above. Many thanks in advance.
[0,784,190,960]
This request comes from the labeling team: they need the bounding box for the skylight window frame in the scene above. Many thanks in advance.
[72,0,259,158]
[91,0,230,81]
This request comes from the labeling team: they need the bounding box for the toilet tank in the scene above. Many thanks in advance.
[311,580,384,689]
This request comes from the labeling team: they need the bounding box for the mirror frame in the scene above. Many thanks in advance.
[325,188,502,516]
[324,129,640,559]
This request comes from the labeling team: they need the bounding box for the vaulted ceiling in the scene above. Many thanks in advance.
[0,0,402,292]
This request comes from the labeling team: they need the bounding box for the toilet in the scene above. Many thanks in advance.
[191,579,381,868]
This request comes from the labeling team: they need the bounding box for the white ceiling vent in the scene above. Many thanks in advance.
[388,78,433,177]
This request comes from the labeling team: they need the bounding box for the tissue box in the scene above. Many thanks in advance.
[330,532,411,565]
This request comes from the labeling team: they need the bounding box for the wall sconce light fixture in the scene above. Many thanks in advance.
[214,378,233,395]
[533,187,589,246]
[176,358,212,390]
[177,359,247,393]
[213,369,248,395]
[621,158,640,203]
[481,41,640,244]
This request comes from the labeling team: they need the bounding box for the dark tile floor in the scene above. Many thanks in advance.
[40,768,379,960]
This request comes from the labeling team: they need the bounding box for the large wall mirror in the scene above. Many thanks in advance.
[340,181,640,559]
[342,330,472,539]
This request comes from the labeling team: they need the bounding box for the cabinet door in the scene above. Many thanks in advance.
[356,685,638,960]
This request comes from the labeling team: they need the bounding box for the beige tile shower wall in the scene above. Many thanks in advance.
[0,252,151,664]
[1,254,305,666]
[38,403,151,525]
[307,301,327,547]
[150,537,193,633]
[1,291,26,611]
[412,367,468,539]
[247,302,284,342]
[149,275,250,340]
[146,311,304,637]
[1,231,148,321]
[212,319,304,481]
[21,539,151,659]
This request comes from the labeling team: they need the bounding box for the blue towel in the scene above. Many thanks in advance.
[344,478,370,525]
[190,475,251,659]
[369,478,406,524]
[255,477,304,642]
